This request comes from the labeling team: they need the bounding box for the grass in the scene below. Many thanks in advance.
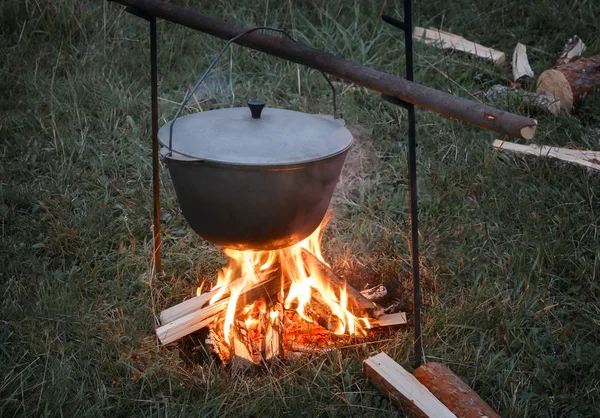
[1,0,599,416]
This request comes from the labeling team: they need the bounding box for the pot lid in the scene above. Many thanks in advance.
[158,103,352,166]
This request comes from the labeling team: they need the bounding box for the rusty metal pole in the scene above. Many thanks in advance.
[126,6,162,272]
[150,15,162,272]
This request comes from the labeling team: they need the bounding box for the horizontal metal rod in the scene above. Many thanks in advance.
[110,0,537,139]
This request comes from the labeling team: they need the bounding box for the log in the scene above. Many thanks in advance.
[363,353,457,418]
[109,0,537,139]
[413,27,505,65]
[492,139,600,171]
[413,362,500,418]
[156,270,287,344]
[301,249,384,318]
[537,55,600,112]
[512,43,533,80]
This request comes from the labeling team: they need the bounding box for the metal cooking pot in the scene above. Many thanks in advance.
[158,101,353,251]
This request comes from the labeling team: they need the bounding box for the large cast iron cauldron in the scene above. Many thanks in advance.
[158,101,352,251]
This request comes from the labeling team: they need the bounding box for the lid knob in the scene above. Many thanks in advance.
[247,99,266,119]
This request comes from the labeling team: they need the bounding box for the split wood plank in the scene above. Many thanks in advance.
[414,362,500,418]
[512,42,534,80]
[156,298,228,345]
[363,353,457,418]
[159,267,278,324]
[492,139,600,171]
[413,27,505,64]
[301,248,384,318]
[159,289,218,325]
[370,312,407,328]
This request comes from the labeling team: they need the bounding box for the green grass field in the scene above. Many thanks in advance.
[2,0,599,416]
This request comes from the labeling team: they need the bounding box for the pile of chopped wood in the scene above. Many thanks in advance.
[413,27,599,170]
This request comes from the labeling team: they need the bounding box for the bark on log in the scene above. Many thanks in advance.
[413,362,500,418]
[300,249,383,318]
[537,55,600,111]
[109,0,537,139]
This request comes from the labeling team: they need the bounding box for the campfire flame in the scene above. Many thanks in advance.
[201,219,368,345]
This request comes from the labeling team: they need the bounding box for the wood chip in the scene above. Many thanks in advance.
[370,312,407,328]
[360,285,388,301]
[558,35,586,65]
[512,42,534,80]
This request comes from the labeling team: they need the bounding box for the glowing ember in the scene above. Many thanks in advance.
[199,218,369,347]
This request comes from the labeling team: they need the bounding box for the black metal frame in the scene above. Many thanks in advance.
[381,0,423,367]
[126,0,423,366]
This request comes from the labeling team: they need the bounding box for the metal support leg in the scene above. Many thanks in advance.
[127,7,162,272]
[382,0,422,366]
[150,16,162,272]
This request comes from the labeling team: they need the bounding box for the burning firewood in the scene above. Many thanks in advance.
[157,221,402,364]
[300,248,384,319]
[156,269,286,344]
[262,303,284,360]
[159,266,278,324]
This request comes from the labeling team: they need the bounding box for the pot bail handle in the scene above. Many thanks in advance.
[167,26,338,157]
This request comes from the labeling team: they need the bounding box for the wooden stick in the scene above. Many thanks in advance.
[301,249,384,318]
[493,139,600,171]
[156,270,287,344]
[413,362,500,418]
[109,0,537,139]
[413,27,505,65]
[363,353,457,418]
